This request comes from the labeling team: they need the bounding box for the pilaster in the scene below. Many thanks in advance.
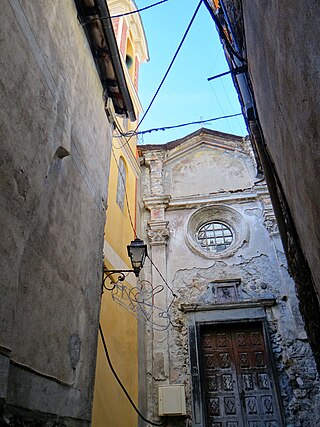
[143,152,171,390]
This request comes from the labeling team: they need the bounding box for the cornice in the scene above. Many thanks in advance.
[167,186,269,210]
[180,298,276,313]
[143,195,171,210]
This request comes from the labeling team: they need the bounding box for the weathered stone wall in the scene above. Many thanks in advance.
[0,0,113,423]
[221,0,320,370]
[139,130,320,426]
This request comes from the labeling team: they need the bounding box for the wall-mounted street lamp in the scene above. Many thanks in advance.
[126,237,148,277]
[103,238,148,290]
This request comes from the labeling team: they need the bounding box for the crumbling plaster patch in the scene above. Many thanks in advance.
[139,131,320,426]
[165,257,320,425]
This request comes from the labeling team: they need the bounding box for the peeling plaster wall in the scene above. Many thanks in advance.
[139,130,320,426]
[0,0,112,423]
[219,0,320,369]
[163,146,255,197]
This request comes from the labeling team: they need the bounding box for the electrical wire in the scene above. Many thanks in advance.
[115,0,203,151]
[114,113,243,138]
[147,255,176,297]
[137,0,202,130]
[110,0,168,19]
[112,120,135,147]
[99,323,167,426]
[147,254,177,313]
[107,148,178,315]
[208,78,234,134]
[220,79,244,131]
[147,258,177,322]
[82,0,168,25]
[112,116,135,149]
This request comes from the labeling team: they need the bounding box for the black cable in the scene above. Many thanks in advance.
[99,323,167,426]
[110,0,168,19]
[137,0,202,131]
[146,255,177,315]
[115,0,203,151]
[82,0,168,25]
[147,255,176,298]
[114,112,243,138]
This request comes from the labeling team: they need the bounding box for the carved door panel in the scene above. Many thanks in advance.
[201,323,283,427]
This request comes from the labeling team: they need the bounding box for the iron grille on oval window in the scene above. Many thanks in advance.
[197,222,233,253]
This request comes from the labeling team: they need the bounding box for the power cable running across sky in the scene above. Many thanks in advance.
[136,0,247,144]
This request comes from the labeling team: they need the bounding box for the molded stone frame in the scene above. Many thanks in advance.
[185,205,249,259]
[182,301,285,427]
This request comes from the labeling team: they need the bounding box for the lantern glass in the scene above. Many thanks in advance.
[127,238,147,276]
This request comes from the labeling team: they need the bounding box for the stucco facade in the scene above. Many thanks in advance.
[0,0,134,424]
[138,129,320,426]
[203,0,320,370]
[92,1,149,425]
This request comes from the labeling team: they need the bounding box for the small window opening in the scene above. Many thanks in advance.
[116,157,126,210]
[197,221,233,253]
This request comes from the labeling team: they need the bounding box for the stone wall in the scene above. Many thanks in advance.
[138,129,320,426]
[0,0,113,423]
[219,0,320,370]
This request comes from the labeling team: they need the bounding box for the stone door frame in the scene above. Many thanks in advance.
[183,301,285,427]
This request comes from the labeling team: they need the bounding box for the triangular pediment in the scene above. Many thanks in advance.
[139,128,248,164]
[139,128,255,198]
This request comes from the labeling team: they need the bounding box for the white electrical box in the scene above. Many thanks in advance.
[158,384,186,416]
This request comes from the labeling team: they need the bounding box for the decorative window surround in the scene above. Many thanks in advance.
[186,205,249,259]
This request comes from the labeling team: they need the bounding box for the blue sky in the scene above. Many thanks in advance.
[134,0,247,145]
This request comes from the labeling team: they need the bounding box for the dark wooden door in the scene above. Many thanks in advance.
[201,323,283,427]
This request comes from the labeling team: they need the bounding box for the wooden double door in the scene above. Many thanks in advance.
[200,323,283,427]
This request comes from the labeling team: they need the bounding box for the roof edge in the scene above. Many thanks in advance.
[138,127,245,152]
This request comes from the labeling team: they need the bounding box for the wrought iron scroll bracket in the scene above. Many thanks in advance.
[102,268,134,292]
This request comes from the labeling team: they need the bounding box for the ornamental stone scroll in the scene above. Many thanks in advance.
[147,220,170,246]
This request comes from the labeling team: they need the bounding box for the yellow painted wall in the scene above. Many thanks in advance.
[93,286,138,427]
[105,150,137,262]
[92,2,148,424]
[92,132,139,427]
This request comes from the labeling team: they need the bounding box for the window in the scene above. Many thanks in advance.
[197,221,233,253]
[186,205,248,259]
[116,157,126,210]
